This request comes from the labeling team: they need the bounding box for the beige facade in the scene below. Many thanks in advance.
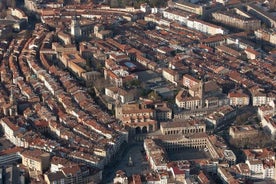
[169,0,203,15]
[229,125,259,139]
[228,91,250,106]
[21,149,50,173]
[162,68,179,86]
[255,29,276,46]
[176,80,204,109]
[115,103,157,134]
[160,120,206,136]
[212,12,261,31]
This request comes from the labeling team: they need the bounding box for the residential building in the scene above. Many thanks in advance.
[212,9,261,31]
[155,103,173,122]
[228,91,250,106]
[231,163,251,179]
[250,87,268,106]
[260,115,276,139]
[168,0,204,15]
[243,148,276,180]
[57,31,71,45]
[162,68,179,86]
[255,28,276,46]
[44,171,66,184]
[205,105,236,127]
[105,87,134,104]
[187,18,228,35]
[144,138,168,171]
[21,149,50,173]
[247,3,276,28]
[246,159,264,179]
[163,8,194,25]
[258,105,275,120]
[245,48,260,60]
[0,117,22,146]
[217,167,236,184]
[229,125,259,140]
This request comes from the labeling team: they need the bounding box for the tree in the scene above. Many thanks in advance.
[148,90,161,101]
[124,79,141,89]
[110,0,119,7]
[235,112,252,125]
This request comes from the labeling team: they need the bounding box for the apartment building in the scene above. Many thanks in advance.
[229,125,259,140]
[168,0,204,15]
[21,149,50,173]
[212,10,261,31]
[187,18,228,35]
[162,68,179,86]
[255,28,276,46]
[228,91,250,106]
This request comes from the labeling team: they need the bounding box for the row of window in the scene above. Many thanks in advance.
[164,127,205,135]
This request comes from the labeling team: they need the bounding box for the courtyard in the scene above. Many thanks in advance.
[167,148,209,161]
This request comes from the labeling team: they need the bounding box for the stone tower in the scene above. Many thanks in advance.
[198,79,204,108]
[115,91,123,120]
[71,15,81,38]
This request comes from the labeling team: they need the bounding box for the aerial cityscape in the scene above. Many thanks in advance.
[0,0,276,183]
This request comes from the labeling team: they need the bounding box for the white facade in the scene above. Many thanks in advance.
[113,175,128,184]
[176,97,202,110]
[105,87,133,104]
[263,166,275,179]
[0,118,24,147]
[71,18,81,38]
[260,116,276,139]
[246,160,264,179]
[253,95,267,106]
[245,159,276,180]
[228,95,250,106]
[163,9,190,25]
[162,68,179,86]
[187,19,227,35]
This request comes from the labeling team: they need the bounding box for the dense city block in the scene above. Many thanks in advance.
[0,0,275,183]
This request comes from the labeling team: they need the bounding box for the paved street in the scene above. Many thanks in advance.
[102,143,150,183]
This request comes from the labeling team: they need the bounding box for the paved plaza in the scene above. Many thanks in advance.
[103,143,150,183]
